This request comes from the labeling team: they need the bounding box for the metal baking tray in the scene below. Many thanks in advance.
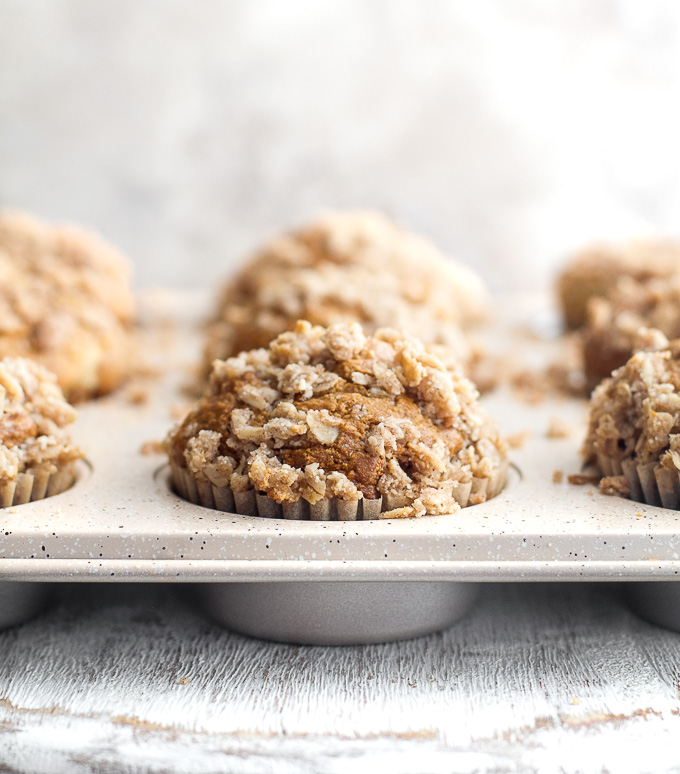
[1,292,678,642]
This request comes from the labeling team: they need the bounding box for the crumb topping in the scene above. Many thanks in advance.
[204,211,488,372]
[0,210,135,400]
[583,276,680,388]
[583,341,680,469]
[558,239,680,329]
[170,321,506,516]
[0,357,83,483]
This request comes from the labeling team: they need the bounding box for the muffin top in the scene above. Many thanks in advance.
[583,332,680,469]
[204,211,487,371]
[170,321,506,518]
[0,210,135,400]
[582,275,680,389]
[587,275,680,341]
[0,357,83,484]
[558,239,680,329]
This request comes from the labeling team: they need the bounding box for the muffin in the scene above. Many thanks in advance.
[583,275,680,390]
[0,357,84,507]
[583,331,680,508]
[558,239,680,330]
[169,321,507,520]
[203,211,488,377]
[0,210,135,401]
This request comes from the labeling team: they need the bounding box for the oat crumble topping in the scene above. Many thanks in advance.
[204,211,488,375]
[583,339,680,471]
[170,321,506,517]
[583,276,680,388]
[0,357,83,483]
[558,239,680,329]
[0,210,135,400]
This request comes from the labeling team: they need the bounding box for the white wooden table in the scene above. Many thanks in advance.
[0,582,678,773]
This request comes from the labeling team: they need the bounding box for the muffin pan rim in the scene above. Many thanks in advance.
[2,290,680,583]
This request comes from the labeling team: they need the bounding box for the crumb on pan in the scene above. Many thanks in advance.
[547,417,573,439]
[567,473,600,486]
[126,385,150,405]
[140,440,165,456]
[599,475,629,497]
[168,320,507,517]
[506,431,531,449]
[511,363,586,404]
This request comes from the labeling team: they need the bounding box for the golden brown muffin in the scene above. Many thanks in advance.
[558,239,680,330]
[583,275,680,390]
[0,357,84,506]
[169,320,507,520]
[203,211,488,377]
[0,210,135,401]
[582,334,680,506]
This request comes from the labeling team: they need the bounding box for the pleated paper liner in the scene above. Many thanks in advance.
[0,462,77,509]
[596,453,680,510]
[170,461,508,521]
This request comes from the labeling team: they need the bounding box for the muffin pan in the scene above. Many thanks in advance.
[1,291,679,642]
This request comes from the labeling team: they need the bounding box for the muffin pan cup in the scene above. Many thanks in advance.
[628,583,680,633]
[1,292,680,642]
[0,581,50,630]
[198,581,480,645]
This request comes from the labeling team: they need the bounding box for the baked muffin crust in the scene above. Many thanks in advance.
[204,211,488,374]
[170,321,506,518]
[583,275,680,389]
[0,210,135,400]
[583,334,680,470]
[0,357,83,484]
[558,239,680,330]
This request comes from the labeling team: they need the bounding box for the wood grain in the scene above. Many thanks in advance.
[0,583,679,773]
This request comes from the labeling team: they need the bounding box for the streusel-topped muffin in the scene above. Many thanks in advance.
[558,239,680,330]
[203,211,488,376]
[583,331,680,507]
[0,357,84,507]
[170,320,507,520]
[0,210,135,401]
[583,275,680,390]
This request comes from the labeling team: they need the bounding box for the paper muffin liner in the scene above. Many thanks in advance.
[596,453,680,510]
[170,461,508,521]
[0,462,77,509]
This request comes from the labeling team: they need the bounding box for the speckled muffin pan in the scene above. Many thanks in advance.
[1,293,680,641]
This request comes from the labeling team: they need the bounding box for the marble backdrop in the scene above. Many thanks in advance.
[2,0,680,292]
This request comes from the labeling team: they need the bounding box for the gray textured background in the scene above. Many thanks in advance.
[2,0,680,291]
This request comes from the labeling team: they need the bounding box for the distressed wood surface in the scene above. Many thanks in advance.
[0,583,679,774]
